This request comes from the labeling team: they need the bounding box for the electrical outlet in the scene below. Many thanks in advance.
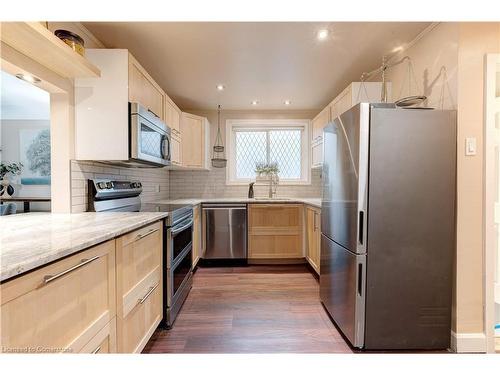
[155,184,160,193]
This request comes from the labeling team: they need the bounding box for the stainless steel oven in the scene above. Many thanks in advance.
[130,102,171,167]
[164,208,193,328]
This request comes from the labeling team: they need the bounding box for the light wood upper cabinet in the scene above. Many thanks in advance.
[248,204,304,259]
[0,240,116,353]
[312,106,330,144]
[306,206,321,274]
[181,112,211,169]
[311,81,391,169]
[115,222,163,353]
[165,96,181,136]
[128,56,164,120]
[171,135,182,166]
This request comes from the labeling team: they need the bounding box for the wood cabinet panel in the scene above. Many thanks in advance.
[312,106,330,143]
[306,206,321,274]
[79,317,117,354]
[165,96,181,135]
[248,204,303,259]
[311,141,323,169]
[115,221,163,353]
[181,112,209,169]
[0,240,116,353]
[171,134,182,166]
[128,57,164,120]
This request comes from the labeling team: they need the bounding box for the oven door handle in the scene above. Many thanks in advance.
[171,218,193,235]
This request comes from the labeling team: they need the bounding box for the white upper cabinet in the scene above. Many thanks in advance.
[74,49,166,162]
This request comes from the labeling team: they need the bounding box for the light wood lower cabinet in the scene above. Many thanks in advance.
[79,317,117,354]
[306,206,321,274]
[248,204,303,259]
[193,204,201,267]
[0,240,116,353]
[115,221,163,353]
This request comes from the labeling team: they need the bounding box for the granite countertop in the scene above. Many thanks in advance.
[151,197,322,208]
[0,212,168,282]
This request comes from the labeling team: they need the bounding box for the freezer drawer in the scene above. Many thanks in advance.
[320,234,365,348]
[202,204,247,259]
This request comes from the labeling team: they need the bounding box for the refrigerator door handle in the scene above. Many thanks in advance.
[358,210,364,245]
[357,263,363,296]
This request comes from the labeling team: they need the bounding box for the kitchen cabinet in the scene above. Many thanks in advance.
[165,95,181,136]
[79,318,117,353]
[248,204,303,259]
[311,81,391,168]
[0,240,116,353]
[181,112,211,169]
[171,135,182,166]
[128,55,164,120]
[115,221,163,353]
[305,206,321,274]
[75,49,167,161]
[192,204,201,268]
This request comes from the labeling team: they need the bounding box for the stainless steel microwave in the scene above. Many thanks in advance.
[129,102,171,167]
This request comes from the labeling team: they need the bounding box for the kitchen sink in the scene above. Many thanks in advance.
[253,197,291,201]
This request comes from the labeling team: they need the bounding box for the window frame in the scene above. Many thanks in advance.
[225,119,311,185]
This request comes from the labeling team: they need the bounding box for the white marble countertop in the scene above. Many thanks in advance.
[150,197,322,208]
[0,212,168,282]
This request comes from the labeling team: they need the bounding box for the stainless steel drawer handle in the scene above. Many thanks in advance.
[91,346,101,354]
[136,228,158,240]
[43,256,100,284]
[138,283,159,304]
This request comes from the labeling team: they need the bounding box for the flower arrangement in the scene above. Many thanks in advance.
[255,162,279,176]
[0,162,23,180]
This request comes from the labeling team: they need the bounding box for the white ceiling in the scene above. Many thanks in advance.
[83,22,430,111]
[0,71,50,120]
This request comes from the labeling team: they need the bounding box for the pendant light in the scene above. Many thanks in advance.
[211,104,227,168]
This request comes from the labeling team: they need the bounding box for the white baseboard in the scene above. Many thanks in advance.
[450,331,487,353]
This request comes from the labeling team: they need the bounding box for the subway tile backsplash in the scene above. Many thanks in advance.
[70,161,321,212]
[70,161,170,213]
[168,168,322,199]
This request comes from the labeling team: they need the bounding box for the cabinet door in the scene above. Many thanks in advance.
[248,204,303,259]
[312,106,330,143]
[128,57,164,120]
[306,206,321,274]
[79,318,117,354]
[171,135,182,166]
[193,204,201,267]
[165,96,181,136]
[0,240,116,353]
[116,221,163,353]
[181,113,205,168]
[311,140,323,168]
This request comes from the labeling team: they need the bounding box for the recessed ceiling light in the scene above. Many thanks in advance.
[216,84,226,91]
[317,29,329,41]
[15,73,41,84]
[392,46,404,53]
[284,100,291,106]
[251,100,259,106]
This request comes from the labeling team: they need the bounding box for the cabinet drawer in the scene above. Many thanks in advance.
[116,221,162,318]
[0,240,116,353]
[117,278,162,353]
[248,204,302,230]
[249,234,303,259]
[79,317,117,353]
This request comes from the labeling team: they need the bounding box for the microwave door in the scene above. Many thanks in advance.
[131,114,170,166]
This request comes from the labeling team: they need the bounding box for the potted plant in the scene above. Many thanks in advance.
[0,162,23,197]
[254,162,280,181]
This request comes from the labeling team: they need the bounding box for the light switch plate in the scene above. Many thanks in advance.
[154,184,160,193]
[465,137,477,156]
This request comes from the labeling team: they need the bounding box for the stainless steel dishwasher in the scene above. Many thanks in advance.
[202,203,247,259]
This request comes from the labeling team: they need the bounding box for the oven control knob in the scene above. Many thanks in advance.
[137,182,142,188]
[105,182,113,189]
[97,182,105,189]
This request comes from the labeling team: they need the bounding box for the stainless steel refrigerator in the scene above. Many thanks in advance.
[320,103,456,350]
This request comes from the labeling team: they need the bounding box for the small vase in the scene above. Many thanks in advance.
[0,178,12,198]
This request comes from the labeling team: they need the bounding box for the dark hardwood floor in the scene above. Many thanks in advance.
[143,264,353,353]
